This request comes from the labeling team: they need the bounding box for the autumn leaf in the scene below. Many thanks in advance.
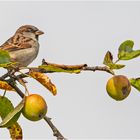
[39,64,82,73]
[8,123,22,140]
[29,71,57,96]
[103,51,113,64]
[103,51,125,69]
[0,80,15,91]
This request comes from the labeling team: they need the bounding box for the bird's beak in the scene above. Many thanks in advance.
[35,30,44,35]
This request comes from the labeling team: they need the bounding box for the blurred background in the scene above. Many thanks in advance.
[0,1,140,139]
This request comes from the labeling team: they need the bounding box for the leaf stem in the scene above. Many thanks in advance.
[114,59,119,64]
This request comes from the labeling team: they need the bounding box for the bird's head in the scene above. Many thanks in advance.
[15,25,44,40]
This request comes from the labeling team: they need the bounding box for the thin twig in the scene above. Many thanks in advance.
[0,72,9,80]
[114,59,120,64]
[44,116,66,140]
[7,80,24,98]
[41,60,114,75]
[82,66,115,75]
[42,60,87,70]
[15,64,114,80]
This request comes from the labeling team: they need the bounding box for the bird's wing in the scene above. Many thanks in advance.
[0,35,32,51]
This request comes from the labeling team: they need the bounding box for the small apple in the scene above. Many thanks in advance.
[22,94,47,121]
[106,75,131,101]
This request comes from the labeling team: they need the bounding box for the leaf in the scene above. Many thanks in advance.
[0,96,14,119]
[29,71,57,96]
[39,65,81,74]
[118,40,140,60]
[119,40,134,52]
[0,96,23,139]
[0,80,15,91]
[0,50,11,64]
[106,63,125,69]
[129,78,140,92]
[103,51,125,69]
[0,62,17,68]
[0,50,17,67]
[103,51,113,65]
[119,50,140,60]
[8,123,22,140]
[0,98,24,128]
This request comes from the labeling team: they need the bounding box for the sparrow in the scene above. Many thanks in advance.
[0,25,44,67]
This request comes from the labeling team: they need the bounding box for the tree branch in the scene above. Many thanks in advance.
[41,60,114,75]
[82,66,114,75]
[15,61,114,80]
[44,116,66,140]
[0,74,66,140]
[0,60,114,140]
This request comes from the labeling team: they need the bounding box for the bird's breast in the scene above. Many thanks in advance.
[9,42,39,66]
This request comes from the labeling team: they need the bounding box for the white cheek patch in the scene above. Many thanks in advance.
[23,32,37,41]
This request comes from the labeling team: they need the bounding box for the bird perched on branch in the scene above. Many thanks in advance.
[0,25,44,67]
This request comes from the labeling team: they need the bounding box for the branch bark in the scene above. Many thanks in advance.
[82,66,114,74]
[15,61,114,80]
[41,60,114,75]
[44,116,66,140]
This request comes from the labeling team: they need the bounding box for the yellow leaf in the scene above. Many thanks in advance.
[0,81,15,91]
[8,122,22,140]
[29,71,57,96]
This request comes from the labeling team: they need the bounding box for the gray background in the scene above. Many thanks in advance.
[0,1,140,139]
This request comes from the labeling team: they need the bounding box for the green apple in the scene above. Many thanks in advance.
[22,94,47,121]
[106,75,131,101]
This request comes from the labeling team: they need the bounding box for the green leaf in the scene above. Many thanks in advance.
[0,50,11,63]
[129,78,140,92]
[119,40,134,52]
[39,65,81,74]
[0,62,17,68]
[118,40,140,60]
[103,51,125,70]
[106,63,125,69]
[0,97,24,128]
[0,96,23,139]
[0,96,14,119]
[118,50,140,60]
[0,50,16,67]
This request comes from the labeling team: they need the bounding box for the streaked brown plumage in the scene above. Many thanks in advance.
[0,25,44,66]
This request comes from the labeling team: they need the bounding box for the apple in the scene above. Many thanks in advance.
[106,75,131,101]
[22,94,47,121]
